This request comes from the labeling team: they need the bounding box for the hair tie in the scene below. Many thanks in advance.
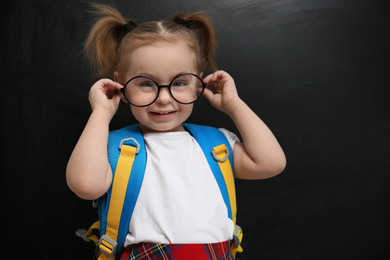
[175,18,190,28]
[123,22,137,35]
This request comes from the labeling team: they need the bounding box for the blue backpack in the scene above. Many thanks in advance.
[78,123,243,259]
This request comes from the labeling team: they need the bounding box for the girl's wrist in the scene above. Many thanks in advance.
[224,97,247,118]
[90,108,114,125]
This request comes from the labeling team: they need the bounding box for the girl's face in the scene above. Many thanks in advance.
[117,42,199,133]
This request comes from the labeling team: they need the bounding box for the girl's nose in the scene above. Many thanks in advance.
[156,87,173,104]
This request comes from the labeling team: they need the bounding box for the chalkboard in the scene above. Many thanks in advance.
[2,0,389,259]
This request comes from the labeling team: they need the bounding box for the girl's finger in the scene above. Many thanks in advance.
[202,87,214,100]
[202,73,214,83]
[96,79,123,98]
[111,90,123,104]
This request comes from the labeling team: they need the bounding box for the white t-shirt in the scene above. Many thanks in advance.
[124,128,239,246]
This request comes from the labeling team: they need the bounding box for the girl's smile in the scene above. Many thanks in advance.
[149,110,177,119]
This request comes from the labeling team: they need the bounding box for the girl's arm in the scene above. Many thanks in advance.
[203,71,286,180]
[66,79,123,199]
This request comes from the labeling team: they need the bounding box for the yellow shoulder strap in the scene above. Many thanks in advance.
[98,144,137,259]
[212,144,243,257]
[212,144,237,224]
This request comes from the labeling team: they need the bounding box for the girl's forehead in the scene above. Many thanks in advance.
[121,42,198,79]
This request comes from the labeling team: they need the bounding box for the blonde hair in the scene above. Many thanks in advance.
[84,3,217,77]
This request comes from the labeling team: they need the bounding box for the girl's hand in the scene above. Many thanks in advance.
[88,79,123,119]
[203,71,286,180]
[202,71,241,115]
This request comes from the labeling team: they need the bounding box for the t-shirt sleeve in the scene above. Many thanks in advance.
[218,128,240,149]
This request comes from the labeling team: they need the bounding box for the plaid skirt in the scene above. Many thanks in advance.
[120,241,234,260]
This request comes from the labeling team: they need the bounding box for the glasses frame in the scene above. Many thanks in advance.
[120,73,207,107]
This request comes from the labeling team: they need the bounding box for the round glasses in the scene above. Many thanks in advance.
[120,73,207,107]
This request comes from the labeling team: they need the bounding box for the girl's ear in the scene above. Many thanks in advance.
[114,71,119,82]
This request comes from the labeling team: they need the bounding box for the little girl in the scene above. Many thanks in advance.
[66,4,286,260]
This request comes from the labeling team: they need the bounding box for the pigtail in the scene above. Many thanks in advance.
[84,3,137,77]
[172,12,217,72]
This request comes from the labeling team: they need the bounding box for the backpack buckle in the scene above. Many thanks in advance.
[98,235,118,258]
[119,137,140,154]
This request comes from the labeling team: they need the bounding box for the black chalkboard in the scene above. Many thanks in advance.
[2,0,389,259]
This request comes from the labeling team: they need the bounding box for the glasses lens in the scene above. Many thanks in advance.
[124,76,158,106]
[170,74,204,104]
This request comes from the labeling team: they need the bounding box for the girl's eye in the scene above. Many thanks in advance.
[140,81,155,87]
[172,81,186,87]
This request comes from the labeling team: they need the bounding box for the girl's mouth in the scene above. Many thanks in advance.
[150,111,176,118]
[153,111,173,115]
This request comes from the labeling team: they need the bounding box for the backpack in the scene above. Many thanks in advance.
[77,123,243,259]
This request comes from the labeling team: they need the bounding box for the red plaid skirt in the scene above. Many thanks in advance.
[120,241,234,260]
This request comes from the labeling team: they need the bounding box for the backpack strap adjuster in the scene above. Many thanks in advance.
[231,225,244,257]
[212,144,229,162]
[98,234,118,258]
[233,224,243,248]
[119,137,140,154]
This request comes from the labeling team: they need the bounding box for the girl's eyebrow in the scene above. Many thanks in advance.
[136,72,159,79]
[134,71,193,82]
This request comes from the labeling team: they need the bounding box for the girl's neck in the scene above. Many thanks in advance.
[138,123,185,134]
